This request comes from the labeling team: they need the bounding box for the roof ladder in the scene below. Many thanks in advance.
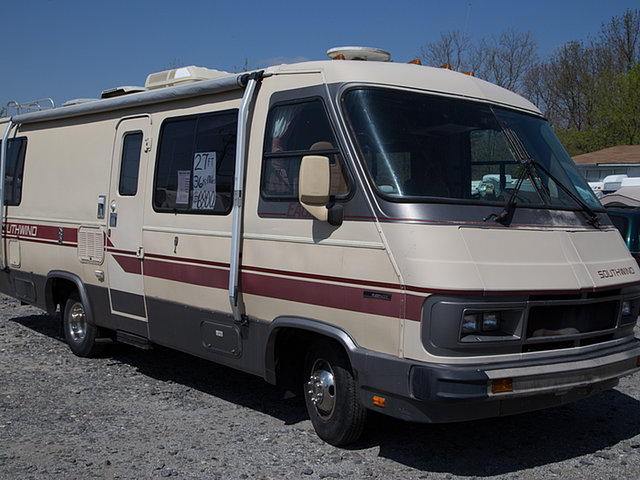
[6,98,55,115]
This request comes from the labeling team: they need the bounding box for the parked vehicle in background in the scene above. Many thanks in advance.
[2,47,639,445]
[607,208,640,265]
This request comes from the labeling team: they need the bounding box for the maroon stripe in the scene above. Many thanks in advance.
[139,255,408,320]
[241,271,404,319]
[145,252,228,269]
[112,254,142,275]
[4,222,79,245]
[108,248,137,256]
[243,264,402,292]
[143,257,229,289]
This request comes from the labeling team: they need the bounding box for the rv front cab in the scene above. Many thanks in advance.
[299,154,343,226]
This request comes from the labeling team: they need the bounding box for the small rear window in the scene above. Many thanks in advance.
[1,137,27,206]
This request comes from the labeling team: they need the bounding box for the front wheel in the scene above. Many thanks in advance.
[63,293,104,357]
[303,341,367,446]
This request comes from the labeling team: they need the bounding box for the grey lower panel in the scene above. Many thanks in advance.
[0,270,48,312]
[110,289,146,318]
[146,297,269,377]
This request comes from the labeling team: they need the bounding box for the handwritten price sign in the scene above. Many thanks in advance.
[192,151,217,210]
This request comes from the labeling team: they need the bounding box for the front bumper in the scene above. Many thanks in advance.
[352,338,640,424]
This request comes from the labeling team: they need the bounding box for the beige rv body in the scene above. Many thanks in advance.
[2,54,639,445]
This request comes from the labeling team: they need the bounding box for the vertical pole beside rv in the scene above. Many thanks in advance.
[229,72,263,324]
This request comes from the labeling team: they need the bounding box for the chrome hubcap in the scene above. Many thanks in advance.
[68,303,86,343]
[306,359,336,419]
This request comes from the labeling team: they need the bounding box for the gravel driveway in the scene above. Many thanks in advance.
[1,294,640,480]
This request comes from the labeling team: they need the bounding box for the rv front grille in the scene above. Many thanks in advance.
[526,301,618,339]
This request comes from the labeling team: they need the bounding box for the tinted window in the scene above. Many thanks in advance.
[261,99,348,200]
[1,137,27,206]
[154,110,237,214]
[342,88,600,210]
[119,132,143,196]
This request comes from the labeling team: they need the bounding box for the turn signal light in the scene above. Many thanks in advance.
[439,64,452,70]
[408,59,422,65]
[492,378,513,393]
[373,395,386,407]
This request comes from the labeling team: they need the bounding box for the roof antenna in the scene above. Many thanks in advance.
[463,2,472,39]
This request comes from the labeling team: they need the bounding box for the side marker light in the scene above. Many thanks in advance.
[492,378,513,394]
[373,396,386,407]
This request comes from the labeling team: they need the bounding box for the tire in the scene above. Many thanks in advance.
[303,340,367,446]
[63,293,104,357]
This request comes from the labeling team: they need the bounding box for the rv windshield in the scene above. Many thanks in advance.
[342,88,600,210]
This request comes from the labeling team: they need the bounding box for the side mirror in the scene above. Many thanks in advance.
[299,155,330,222]
[298,155,343,226]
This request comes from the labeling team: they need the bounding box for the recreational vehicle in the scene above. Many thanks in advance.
[2,47,639,445]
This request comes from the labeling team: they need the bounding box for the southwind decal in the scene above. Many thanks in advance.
[597,266,636,279]
[5,223,38,237]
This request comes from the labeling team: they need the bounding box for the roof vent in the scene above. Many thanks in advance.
[62,98,99,107]
[327,46,391,62]
[101,86,146,99]
[145,65,231,90]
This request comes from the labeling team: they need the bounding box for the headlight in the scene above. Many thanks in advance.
[462,311,502,335]
[459,310,521,342]
[462,313,480,334]
[482,312,500,331]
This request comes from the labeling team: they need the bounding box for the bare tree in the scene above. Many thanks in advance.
[472,29,538,93]
[419,28,537,95]
[419,30,471,71]
[599,8,640,73]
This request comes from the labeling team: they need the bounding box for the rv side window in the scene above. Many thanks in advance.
[1,137,27,206]
[261,99,348,200]
[153,110,238,214]
[119,132,143,196]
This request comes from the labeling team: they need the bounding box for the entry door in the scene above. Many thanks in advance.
[106,116,151,321]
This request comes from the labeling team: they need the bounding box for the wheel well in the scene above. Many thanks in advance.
[272,328,348,396]
[47,278,77,314]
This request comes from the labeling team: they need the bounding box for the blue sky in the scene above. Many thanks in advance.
[1,0,636,110]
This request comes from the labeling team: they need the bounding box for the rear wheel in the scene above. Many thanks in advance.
[63,293,104,357]
[303,340,367,446]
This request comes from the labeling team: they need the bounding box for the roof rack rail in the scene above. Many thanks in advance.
[6,98,55,115]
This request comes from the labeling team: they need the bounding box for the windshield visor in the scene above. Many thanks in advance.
[342,88,600,210]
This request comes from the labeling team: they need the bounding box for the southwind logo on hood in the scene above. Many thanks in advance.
[597,266,636,279]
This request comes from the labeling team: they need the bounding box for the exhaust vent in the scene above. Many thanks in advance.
[327,46,391,62]
[145,66,231,90]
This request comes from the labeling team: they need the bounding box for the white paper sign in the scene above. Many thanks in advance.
[192,151,217,210]
[176,170,190,205]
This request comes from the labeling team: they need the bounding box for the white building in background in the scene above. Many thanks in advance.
[573,145,640,196]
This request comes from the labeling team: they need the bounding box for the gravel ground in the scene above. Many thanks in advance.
[1,294,640,480]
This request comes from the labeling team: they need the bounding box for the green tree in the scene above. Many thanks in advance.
[530,9,640,154]
[593,63,640,145]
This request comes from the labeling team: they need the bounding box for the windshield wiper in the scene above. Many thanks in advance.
[484,128,545,225]
[483,155,535,225]
[484,128,600,227]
